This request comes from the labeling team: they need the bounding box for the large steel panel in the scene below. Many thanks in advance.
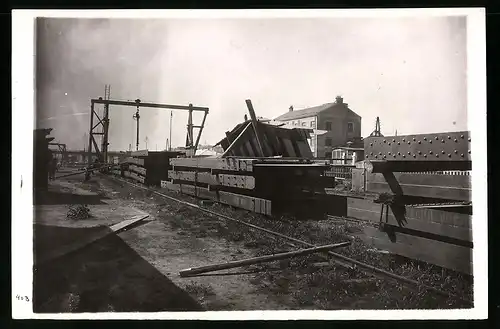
[366,172,472,201]
[346,197,472,241]
[359,225,472,275]
[364,131,471,162]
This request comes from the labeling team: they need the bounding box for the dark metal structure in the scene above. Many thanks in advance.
[87,96,209,166]
[345,130,473,274]
[369,116,383,137]
[216,100,314,158]
[34,128,55,190]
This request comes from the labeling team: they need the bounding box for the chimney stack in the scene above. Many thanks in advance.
[335,96,343,104]
[289,105,294,112]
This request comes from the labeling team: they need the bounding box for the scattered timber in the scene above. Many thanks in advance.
[179,242,351,277]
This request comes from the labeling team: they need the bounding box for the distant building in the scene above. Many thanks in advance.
[274,96,362,158]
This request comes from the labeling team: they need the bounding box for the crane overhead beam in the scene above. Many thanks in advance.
[91,99,209,112]
[88,95,209,166]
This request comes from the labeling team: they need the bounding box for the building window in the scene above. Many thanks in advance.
[347,122,354,133]
[310,121,315,129]
[325,151,332,159]
[325,122,332,131]
[325,138,332,146]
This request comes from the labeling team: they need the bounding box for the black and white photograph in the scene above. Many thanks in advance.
[12,9,487,320]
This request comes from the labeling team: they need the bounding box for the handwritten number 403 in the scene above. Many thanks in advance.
[16,295,30,302]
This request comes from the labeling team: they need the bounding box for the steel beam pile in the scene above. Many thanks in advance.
[109,150,184,186]
[217,120,314,158]
[346,130,473,274]
[160,99,330,216]
[162,157,329,216]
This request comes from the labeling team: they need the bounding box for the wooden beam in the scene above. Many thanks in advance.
[179,242,351,277]
[245,100,266,157]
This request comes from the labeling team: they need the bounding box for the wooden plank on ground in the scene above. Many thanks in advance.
[359,225,473,275]
[366,172,471,201]
[346,197,472,242]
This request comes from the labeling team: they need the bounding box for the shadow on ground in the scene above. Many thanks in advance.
[34,191,110,205]
[33,224,203,313]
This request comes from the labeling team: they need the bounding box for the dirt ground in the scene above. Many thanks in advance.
[33,169,473,312]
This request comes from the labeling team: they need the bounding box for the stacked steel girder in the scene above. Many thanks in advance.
[162,156,329,216]
[347,130,473,274]
[109,150,184,186]
[216,120,314,158]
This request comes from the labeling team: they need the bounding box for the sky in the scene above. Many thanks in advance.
[35,16,467,151]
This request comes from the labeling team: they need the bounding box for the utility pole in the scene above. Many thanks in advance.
[132,99,141,151]
[369,116,383,137]
[101,84,111,163]
[169,111,173,151]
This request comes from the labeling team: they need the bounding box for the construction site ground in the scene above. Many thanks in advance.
[33,169,473,312]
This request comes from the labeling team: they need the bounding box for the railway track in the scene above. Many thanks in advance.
[100,173,472,306]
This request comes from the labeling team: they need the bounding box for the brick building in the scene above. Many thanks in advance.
[274,96,362,158]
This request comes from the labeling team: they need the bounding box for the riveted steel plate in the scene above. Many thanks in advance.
[218,174,256,189]
[364,131,471,162]
[170,157,255,172]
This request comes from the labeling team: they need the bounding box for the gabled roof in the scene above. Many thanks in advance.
[274,102,361,122]
[274,103,334,121]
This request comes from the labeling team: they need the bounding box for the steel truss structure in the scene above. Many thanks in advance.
[48,142,68,163]
[87,96,209,166]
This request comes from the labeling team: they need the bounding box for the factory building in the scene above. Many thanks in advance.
[273,96,362,158]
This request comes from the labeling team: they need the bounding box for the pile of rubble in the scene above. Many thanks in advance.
[67,205,91,220]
